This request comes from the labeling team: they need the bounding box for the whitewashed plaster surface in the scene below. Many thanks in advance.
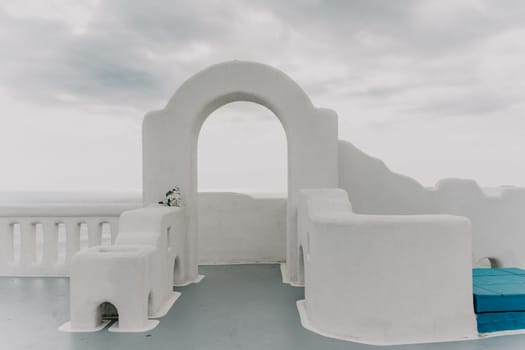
[297,189,477,345]
[339,140,525,269]
[143,61,339,285]
[198,142,525,270]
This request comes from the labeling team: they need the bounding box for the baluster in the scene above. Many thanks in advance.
[87,220,102,247]
[20,221,36,267]
[0,211,123,275]
[42,221,58,265]
[65,220,81,263]
[78,221,89,250]
[0,219,13,266]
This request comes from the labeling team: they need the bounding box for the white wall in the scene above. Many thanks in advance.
[338,140,434,214]
[338,140,525,268]
[197,192,286,264]
[432,180,525,267]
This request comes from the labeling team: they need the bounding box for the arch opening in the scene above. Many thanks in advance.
[198,101,287,194]
[197,102,288,264]
[98,302,118,322]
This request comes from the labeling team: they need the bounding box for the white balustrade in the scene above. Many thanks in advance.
[0,203,139,276]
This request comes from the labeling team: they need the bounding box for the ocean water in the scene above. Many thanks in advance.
[0,189,287,206]
[0,191,142,205]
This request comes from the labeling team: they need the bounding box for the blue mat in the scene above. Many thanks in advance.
[477,312,525,333]
[473,268,525,313]
[473,268,525,333]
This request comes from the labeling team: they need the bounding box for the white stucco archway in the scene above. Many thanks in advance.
[143,61,339,285]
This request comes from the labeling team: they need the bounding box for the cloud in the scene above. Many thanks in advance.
[2,0,525,117]
[1,0,525,190]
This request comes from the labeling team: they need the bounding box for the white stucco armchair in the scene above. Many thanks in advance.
[297,189,477,345]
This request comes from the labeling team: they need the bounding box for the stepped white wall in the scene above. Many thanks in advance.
[338,140,525,268]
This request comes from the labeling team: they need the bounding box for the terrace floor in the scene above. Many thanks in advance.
[3,264,525,350]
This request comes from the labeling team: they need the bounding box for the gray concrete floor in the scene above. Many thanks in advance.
[2,264,525,350]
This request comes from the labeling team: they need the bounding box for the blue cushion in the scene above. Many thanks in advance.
[477,312,525,333]
[473,268,525,313]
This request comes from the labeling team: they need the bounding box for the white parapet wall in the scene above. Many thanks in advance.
[338,140,525,269]
[2,179,522,278]
[0,193,287,276]
[432,180,525,268]
[197,192,287,264]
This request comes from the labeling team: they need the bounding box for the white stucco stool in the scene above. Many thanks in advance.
[60,245,160,333]
[60,206,186,333]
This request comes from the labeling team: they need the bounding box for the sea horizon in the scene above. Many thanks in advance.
[0,189,291,205]
[0,186,516,206]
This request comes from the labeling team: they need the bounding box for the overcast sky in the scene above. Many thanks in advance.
[1,0,525,194]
